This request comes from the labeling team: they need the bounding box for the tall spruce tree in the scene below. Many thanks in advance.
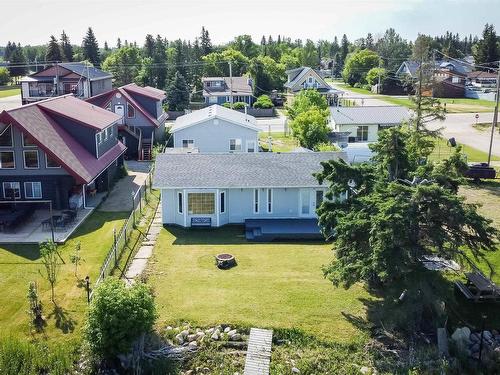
[46,35,62,62]
[82,27,100,65]
[473,24,500,67]
[166,72,190,111]
[60,30,73,61]
[8,43,27,78]
[200,26,213,56]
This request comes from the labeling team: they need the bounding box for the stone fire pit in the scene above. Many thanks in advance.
[215,253,236,269]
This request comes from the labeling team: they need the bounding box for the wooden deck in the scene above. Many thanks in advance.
[245,218,322,241]
[244,328,273,375]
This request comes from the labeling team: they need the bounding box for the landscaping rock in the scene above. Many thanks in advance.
[360,367,371,374]
[452,327,471,343]
[188,341,198,349]
[211,332,220,341]
[224,326,231,333]
[187,334,198,342]
[181,329,190,337]
[230,333,241,341]
[470,332,480,343]
[227,329,237,336]
[483,331,493,341]
[175,334,185,345]
[206,327,214,334]
[292,367,300,374]
[196,331,206,340]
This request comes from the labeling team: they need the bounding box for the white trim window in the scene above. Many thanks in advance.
[266,188,273,214]
[3,182,20,199]
[0,151,15,169]
[22,132,37,147]
[178,192,183,214]
[127,103,136,118]
[23,150,39,169]
[253,189,259,214]
[96,132,102,145]
[0,123,13,147]
[229,138,242,152]
[182,139,194,149]
[220,191,225,214]
[24,182,42,199]
[46,154,61,168]
[246,140,256,153]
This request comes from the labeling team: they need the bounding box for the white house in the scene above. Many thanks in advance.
[153,152,347,241]
[284,67,343,105]
[330,106,411,144]
[169,105,260,153]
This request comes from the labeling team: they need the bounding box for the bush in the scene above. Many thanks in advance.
[233,102,247,109]
[315,142,340,152]
[290,108,330,149]
[253,95,274,109]
[222,102,231,108]
[85,278,157,359]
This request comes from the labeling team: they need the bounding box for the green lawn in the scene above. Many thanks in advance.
[329,81,495,113]
[0,210,128,343]
[259,131,298,152]
[0,87,20,98]
[148,226,373,343]
[430,138,500,162]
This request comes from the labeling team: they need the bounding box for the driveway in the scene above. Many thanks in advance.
[99,161,152,212]
[0,94,21,111]
[330,83,396,107]
[255,110,287,133]
[428,112,500,157]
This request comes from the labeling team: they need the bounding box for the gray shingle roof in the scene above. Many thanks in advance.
[330,106,411,126]
[59,62,112,80]
[153,152,347,189]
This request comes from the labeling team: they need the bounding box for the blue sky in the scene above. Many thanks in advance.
[1,0,499,46]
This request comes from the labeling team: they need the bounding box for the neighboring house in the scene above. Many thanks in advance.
[0,95,126,209]
[153,152,346,240]
[202,76,254,106]
[169,105,260,153]
[20,62,112,104]
[284,66,342,105]
[467,71,498,88]
[396,59,471,98]
[329,106,411,144]
[86,83,167,160]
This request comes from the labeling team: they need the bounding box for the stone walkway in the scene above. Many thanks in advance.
[124,205,162,284]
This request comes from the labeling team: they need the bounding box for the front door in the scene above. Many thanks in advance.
[114,105,125,124]
[299,189,315,217]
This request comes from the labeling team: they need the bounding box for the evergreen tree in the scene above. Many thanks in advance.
[116,38,122,49]
[366,33,374,50]
[46,35,62,62]
[166,72,190,111]
[153,35,167,88]
[473,24,500,67]
[340,34,349,66]
[60,31,73,62]
[330,36,340,58]
[261,35,267,56]
[104,41,109,51]
[8,43,27,78]
[200,26,212,56]
[144,34,155,58]
[82,27,100,65]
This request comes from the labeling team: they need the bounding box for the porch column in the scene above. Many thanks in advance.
[82,184,87,209]
[216,189,220,227]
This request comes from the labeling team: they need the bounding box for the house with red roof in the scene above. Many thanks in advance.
[0,95,126,210]
[87,83,168,160]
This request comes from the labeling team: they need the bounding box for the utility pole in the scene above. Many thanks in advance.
[487,61,500,166]
[377,58,382,94]
[229,61,233,109]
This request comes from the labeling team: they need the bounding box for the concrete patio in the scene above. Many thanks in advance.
[0,207,95,244]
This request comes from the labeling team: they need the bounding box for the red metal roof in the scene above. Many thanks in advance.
[1,97,126,184]
[122,83,166,100]
[38,95,121,130]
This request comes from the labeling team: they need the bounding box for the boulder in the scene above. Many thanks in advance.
[175,334,184,345]
[230,333,241,341]
[470,332,480,343]
[188,341,198,349]
[360,367,371,375]
[197,331,206,339]
[470,343,480,354]
[227,329,237,336]
[211,332,220,341]
[206,327,214,334]
[187,334,198,342]
[292,367,300,374]
[224,326,231,333]
[484,331,493,341]
[166,326,173,331]
[451,327,471,346]
[181,329,190,338]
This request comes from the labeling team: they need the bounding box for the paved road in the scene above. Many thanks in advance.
[0,94,21,111]
[428,112,500,158]
[331,83,397,107]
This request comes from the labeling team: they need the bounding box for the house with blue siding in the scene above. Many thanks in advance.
[202,77,254,106]
[169,105,260,153]
[87,83,167,160]
[0,95,126,210]
[153,152,347,241]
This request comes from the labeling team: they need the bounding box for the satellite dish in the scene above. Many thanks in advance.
[347,179,357,188]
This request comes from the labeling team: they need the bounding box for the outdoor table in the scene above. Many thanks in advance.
[465,272,500,301]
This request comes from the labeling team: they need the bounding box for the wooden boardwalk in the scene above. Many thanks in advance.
[244,328,273,375]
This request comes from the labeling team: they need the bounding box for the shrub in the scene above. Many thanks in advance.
[85,278,157,359]
[222,102,231,108]
[290,108,330,149]
[232,101,247,109]
[0,67,10,86]
[253,95,274,109]
[315,142,340,152]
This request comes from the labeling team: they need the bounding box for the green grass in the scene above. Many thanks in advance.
[148,226,373,343]
[0,210,128,344]
[0,87,20,98]
[259,131,298,152]
[430,138,500,162]
[328,80,495,113]
[472,122,494,132]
